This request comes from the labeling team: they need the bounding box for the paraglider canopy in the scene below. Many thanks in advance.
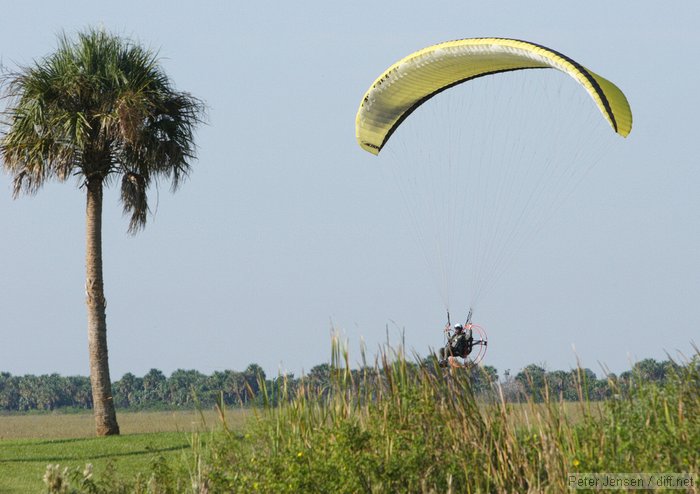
[356,37,632,155]
[354,37,632,345]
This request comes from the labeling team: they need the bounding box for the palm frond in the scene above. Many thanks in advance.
[120,171,149,234]
[1,28,205,232]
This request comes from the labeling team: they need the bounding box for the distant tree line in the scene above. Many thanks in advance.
[0,364,265,412]
[0,357,685,412]
[501,357,682,402]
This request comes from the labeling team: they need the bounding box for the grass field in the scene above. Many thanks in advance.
[0,403,595,493]
[2,346,697,493]
[0,409,250,494]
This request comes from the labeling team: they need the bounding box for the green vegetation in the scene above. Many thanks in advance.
[0,409,250,493]
[197,346,698,493]
[0,409,250,440]
[28,342,698,493]
[0,357,682,413]
[1,432,188,494]
[0,365,267,412]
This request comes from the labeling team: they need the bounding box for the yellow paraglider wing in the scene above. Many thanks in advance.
[355,37,632,155]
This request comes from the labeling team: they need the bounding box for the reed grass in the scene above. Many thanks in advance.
[197,339,698,493]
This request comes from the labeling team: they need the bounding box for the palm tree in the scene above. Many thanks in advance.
[0,29,204,435]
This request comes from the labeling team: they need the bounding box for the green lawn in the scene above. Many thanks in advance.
[0,409,250,493]
[0,432,191,493]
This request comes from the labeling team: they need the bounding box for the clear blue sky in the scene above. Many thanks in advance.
[1,1,698,380]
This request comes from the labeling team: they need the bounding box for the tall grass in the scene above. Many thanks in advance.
[44,340,699,493]
[197,340,698,493]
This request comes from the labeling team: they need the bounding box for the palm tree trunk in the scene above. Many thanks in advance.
[85,177,120,436]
